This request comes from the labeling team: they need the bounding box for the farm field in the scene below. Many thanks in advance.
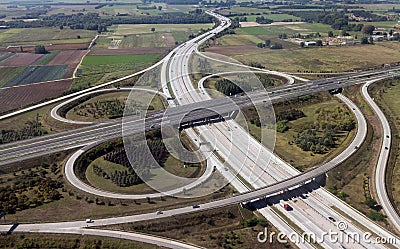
[0,53,44,66]
[208,40,400,72]
[71,53,161,91]
[89,48,167,55]
[82,54,160,66]
[0,79,72,114]
[112,24,213,36]
[48,50,88,77]
[0,66,25,88]
[0,28,96,48]
[240,22,333,36]
[93,23,213,50]
[5,65,68,87]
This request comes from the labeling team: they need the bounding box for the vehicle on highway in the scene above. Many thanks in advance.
[192,204,200,209]
[283,203,292,211]
[156,210,163,215]
[85,219,94,223]
[328,216,336,222]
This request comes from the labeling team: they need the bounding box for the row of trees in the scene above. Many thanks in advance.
[73,98,125,119]
[93,164,143,187]
[215,78,249,96]
[0,117,47,144]
[0,11,214,30]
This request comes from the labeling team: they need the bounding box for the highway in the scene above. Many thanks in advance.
[0,68,397,166]
[362,79,400,232]
[164,11,394,247]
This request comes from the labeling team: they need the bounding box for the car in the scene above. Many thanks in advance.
[192,204,200,209]
[328,216,336,222]
[386,135,390,138]
[385,146,388,150]
[156,210,163,215]
[355,146,358,149]
[85,219,94,223]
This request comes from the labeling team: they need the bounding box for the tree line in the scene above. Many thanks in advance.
[0,117,47,144]
[0,11,214,30]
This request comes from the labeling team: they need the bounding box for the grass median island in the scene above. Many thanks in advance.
[64,90,166,122]
[2,140,230,223]
[241,93,356,171]
[79,128,205,195]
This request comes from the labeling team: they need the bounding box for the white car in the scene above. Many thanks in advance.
[85,219,94,223]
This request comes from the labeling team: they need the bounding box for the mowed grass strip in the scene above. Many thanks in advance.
[82,54,160,66]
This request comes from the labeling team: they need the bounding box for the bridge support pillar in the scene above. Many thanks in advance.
[314,174,327,186]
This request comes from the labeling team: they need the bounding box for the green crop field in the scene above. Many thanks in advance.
[240,23,332,36]
[82,54,160,66]
[0,28,96,47]
[243,14,301,22]
[0,66,25,88]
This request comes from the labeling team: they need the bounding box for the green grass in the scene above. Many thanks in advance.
[34,51,60,65]
[241,23,332,36]
[241,14,301,22]
[0,66,25,88]
[86,157,155,195]
[82,54,160,66]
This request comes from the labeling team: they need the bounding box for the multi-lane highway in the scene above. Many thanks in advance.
[0,68,397,166]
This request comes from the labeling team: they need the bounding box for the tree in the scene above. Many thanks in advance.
[362,25,375,35]
[158,6,162,11]
[369,36,374,45]
[316,40,323,46]
[361,37,369,44]
[150,27,155,32]
[256,42,264,48]
[59,25,63,30]
[265,39,271,47]
[34,45,47,54]
[328,31,334,37]
[77,35,81,39]
[300,42,305,48]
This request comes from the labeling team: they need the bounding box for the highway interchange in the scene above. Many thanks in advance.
[0,9,400,249]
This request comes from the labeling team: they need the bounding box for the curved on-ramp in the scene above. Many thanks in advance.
[362,79,400,233]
